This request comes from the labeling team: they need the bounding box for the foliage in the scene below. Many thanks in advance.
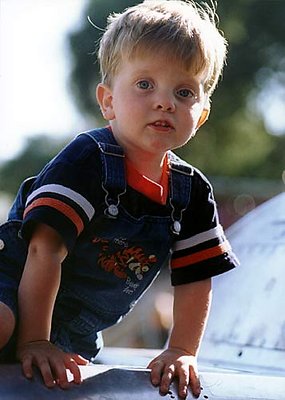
[0,136,69,196]
[67,0,285,180]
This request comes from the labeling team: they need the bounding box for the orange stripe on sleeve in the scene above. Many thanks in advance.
[171,241,231,269]
[23,198,84,235]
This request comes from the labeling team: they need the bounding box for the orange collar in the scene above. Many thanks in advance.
[125,156,169,205]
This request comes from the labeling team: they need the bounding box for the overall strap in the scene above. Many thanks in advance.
[168,151,193,234]
[80,127,126,217]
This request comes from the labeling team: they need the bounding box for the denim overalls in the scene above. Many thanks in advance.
[0,128,193,360]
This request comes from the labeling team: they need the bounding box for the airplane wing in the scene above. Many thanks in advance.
[0,354,284,400]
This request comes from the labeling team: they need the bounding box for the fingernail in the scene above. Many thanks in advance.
[179,389,187,399]
[60,384,68,390]
[160,385,168,394]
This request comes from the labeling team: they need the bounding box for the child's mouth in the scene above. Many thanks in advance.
[151,120,173,130]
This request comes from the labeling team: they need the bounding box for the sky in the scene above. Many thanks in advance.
[0,0,88,162]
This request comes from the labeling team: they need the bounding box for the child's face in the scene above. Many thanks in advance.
[97,52,209,163]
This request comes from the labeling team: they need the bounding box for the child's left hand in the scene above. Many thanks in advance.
[148,348,201,399]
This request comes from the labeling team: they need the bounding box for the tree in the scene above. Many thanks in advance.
[67,0,285,180]
[0,135,68,196]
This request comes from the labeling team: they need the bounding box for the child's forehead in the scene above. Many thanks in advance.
[121,45,209,78]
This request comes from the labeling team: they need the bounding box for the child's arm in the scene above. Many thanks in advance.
[16,223,88,388]
[148,278,212,399]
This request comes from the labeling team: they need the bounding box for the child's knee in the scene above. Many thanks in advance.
[0,302,15,349]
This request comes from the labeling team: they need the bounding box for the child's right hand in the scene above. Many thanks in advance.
[17,340,89,388]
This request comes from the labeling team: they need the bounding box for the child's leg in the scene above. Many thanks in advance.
[0,301,15,349]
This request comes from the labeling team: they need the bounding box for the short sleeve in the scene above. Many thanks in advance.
[20,134,101,252]
[171,170,239,285]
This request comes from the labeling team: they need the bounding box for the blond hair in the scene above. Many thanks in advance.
[98,0,227,96]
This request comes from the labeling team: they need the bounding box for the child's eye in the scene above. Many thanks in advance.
[136,80,153,90]
[177,88,197,99]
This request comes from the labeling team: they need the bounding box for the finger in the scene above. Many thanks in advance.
[159,364,175,395]
[189,365,201,398]
[21,355,34,379]
[37,359,56,388]
[177,368,190,399]
[65,358,82,385]
[50,358,69,389]
[148,360,164,386]
[71,353,89,366]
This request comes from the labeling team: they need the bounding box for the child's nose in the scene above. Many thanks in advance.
[153,92,176,112]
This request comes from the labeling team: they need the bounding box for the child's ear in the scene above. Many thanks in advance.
[96,83,115,120]
[196,108,210,129]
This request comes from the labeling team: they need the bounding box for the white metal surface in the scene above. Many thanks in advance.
[200,192,285,371]
[0,364,181,400]
[0,361,285,400]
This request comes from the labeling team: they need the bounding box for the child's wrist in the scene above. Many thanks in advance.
[25,339,50,345]
[167,345,197,357]
[17,338,50,349]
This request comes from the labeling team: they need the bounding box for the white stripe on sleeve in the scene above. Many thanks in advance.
[173,225,225,251]
[26,184,95,220]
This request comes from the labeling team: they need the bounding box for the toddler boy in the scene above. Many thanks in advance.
[0,1,238,398]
